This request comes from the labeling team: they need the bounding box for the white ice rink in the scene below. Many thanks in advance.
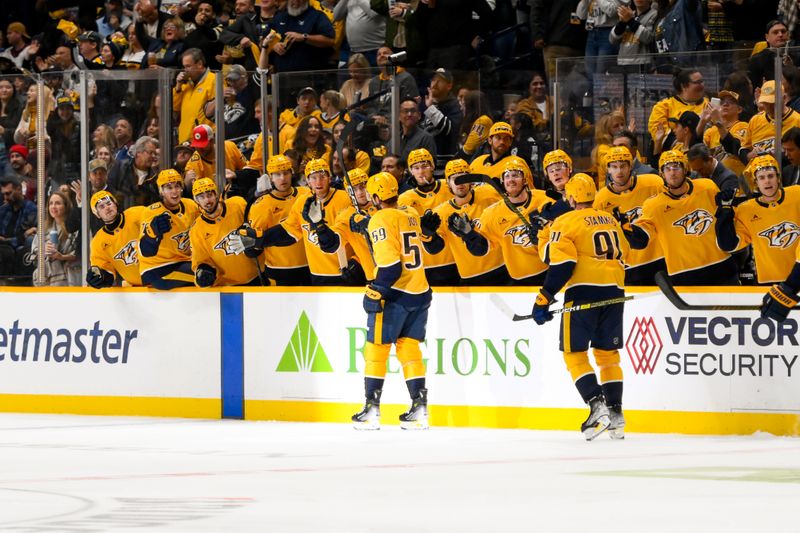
[0,413,799,532]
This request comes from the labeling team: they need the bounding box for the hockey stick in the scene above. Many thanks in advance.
[489,292,651,321]
[654,271,769,311]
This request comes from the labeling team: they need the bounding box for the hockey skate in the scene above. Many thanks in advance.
[352,390,381,430]
[607,405,625,440]
[399,388,429,430]
[581,395,610,441]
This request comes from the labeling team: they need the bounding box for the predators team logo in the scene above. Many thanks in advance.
[672,209,713,236]
[214,231,244,255]
[758,221,800,249]
[504,225,534,247]
[619,206,642,222]
[113,240,138,266]
[302,223,319,245]
[171,230,191,252]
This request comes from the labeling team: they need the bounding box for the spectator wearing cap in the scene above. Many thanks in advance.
[7,145,36,201]
[173,48,216,143]
[398,97,437,164]
[468,122,523,185]
[422,68,463,157]
[174,142,195,182]
[748,21,800,89]
[333,0,386,66]
[279,86,322,131]
[687,143,739,193]
[46,96,81,183]
[0,176,36,276]
[76,31,106,70]
[101,39,127,69]
[206,64,259,140]
[724,80,800,164]
[0,23,33,68]
[363,46,419,121]
[184,124,248,195]
[97,0,133,38]
[660,110,701,155]
[699,89,748,178]
[264,0,335,73]
[107,135,161,209]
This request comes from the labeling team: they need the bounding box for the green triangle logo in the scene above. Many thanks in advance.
[276,311,334,372]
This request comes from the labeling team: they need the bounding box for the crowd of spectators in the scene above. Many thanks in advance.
[0,0,797,288]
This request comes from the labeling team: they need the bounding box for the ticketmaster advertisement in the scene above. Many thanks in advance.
[243,290,800,415]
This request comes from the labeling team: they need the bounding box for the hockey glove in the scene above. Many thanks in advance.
[363,284,387,314]
[227,232,246,255]
[195,264,217,288]
[611,206,632,232]
[420,210,441,238]
[715,188,737,207]
[349,212,370,234]
[238,224,262,251]
[447,212,473,237]
[150,212,172,237]
[532,288,555,325]
[540,199,571,221]
[86,266,112,289]
[761,282,798,323]
[256,173,272,195]
[341,258,366,286]
[301,196,325,227]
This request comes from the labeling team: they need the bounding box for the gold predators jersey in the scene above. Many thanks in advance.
[744,109,800,154]
[184,141,247,181]
[90,206,146,286]
[368,205,431,305]
[704,121,748,154]
[647,95,708,140]
[477,190,552,280]
[246,129,295,171]
[593,174,665,269]
[282,188,353,277]
[433,186,503,279]
[398,180,456,270]
[462,115,493,154]
[139,198,199,275]
[248,187,308,270]
[332,204,377,280]
[635,178,728,276]
[189,196,258,286]
[733,185,800,283]
[541,208,628,294]
[279,108,321,129]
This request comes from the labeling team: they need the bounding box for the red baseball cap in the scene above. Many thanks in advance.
[190,125,214,149]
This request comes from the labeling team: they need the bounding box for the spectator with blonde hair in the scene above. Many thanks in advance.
[319,90,349,131]
[340,52,372,106]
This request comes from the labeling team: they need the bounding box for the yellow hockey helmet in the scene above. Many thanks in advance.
[564,173,597,204]
[605,146,633,165]
[157,168,183,188]
[658,149,688,172]
[444,158,471,180]
[305,158,330,176]
[90,190,117,217]
[502,155,534,189]
[347,168,369,187]
[489,121,514,137]
[407,148,434,168]
[192,177,218,197]
[543,149,573,171]
[367,171,399,201]
[751,154,780,176]
[266,154,293,174]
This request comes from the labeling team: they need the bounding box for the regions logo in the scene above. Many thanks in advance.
[758,221,800,249]
[113,240,138,266]
[625,317,663,374]
[672,209,713,236]
[276,311,333,372]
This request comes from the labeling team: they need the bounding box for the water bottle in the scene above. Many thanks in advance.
[48,229,58,246]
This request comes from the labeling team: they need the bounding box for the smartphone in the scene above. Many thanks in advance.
[710,97,720,109]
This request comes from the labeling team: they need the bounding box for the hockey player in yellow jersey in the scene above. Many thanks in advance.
[239,158,353,285]
[323,168,376,285]
[183,125,248,195]
[615,150,739,285]
[716,155,800,287]
[421,159,508,285]
[352,172,432,430]
[246,154,310,285]
[470,158,553,285]
[534,173,629,441]
[398,148,459,285]
[189,178,260,287]
[593,146,666,285]
[139,169,200,290]
[543,149,572,198]
[86,191,145,288]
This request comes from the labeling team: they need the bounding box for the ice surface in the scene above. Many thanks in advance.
[0,414,798,532]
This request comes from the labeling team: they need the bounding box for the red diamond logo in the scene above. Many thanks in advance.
[626,317,663,374]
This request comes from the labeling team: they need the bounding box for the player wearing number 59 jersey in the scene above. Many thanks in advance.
[534,173,629,441]
[352,172,432,431]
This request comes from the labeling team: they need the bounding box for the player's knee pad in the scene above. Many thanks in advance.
[396,337,425,380]
[365,342,391,379]
[593,348,623,383]
[563,351,593,383]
